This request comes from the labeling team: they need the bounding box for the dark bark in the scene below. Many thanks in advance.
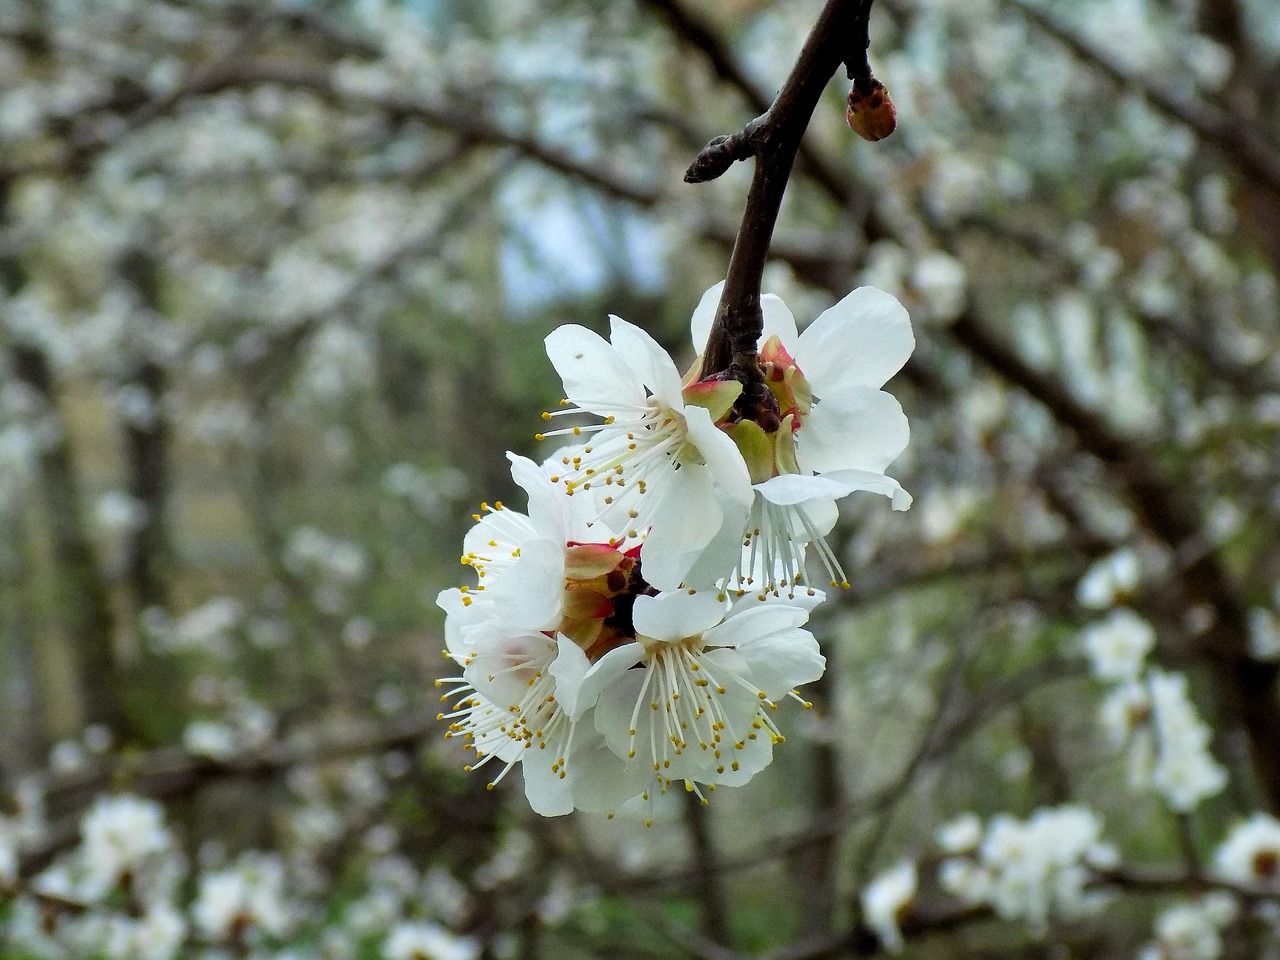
[686,0,879,404]
[118,249,171,613]
[9,344,127,737]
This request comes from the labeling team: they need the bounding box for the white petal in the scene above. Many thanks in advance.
[795,287,913,392]
[691,284,797,360]
[609,316,684,408]
[820,468,913,510]
[638,465,724,591]
[709,601,809,642]
[729,583,827,614]
[755,473,852,506]
[679,499,751,588]
[798,497,840,538]
[545,324,646,411]
[593,667,648,759]
[489,538,563,631]
[760,293,799,345]
[521,753,575,817]
[716,742,773,786]
[437,587,486,658]
[798,387,910,474]
[689,281,724,354]
[465,628,554,706]
[508,452,563,538]
[708,723,774,786]
[462,505,536,559]
[684,405,753,507]
[632,591,727,642]
[571,641,644,720]
[732,625,825,698]
[565,726,652,811]
[548,635,592,718]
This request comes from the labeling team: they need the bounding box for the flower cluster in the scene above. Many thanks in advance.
[3,786,491,960]
[1138,895,1237,960]
[437,283,914,815]
[1080,602,1227,812]
[937,806,1119,935]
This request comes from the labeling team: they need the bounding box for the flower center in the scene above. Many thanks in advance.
[719,335,815,484]
[557,542,652,661]
[1254,848,1279,879]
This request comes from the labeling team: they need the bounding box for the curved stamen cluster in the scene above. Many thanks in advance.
[539,397,698,540]
[627,637,785,783]
[437,642,574,792]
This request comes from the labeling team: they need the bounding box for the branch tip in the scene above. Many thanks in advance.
[684,131,756,183]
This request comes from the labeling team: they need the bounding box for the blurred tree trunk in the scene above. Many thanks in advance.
[1,509,49,762]
[118,249,171,615]
[10,343,129,739]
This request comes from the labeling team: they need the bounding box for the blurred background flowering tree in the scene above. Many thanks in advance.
[4,0,1280,957]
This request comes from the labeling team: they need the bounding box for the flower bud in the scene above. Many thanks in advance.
[846,78,896,142]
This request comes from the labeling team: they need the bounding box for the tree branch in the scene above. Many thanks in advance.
[13,708,441,881]
[687,0,879,426]
[948,309,1280,813]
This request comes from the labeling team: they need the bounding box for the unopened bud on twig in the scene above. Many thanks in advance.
[846,78,896,142]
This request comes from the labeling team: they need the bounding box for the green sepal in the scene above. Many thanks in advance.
[775,414,801,476]
[682,379,743,423]
[727,419,777,484]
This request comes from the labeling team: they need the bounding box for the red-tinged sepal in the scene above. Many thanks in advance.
[563,543,627,581]
[681,378,744,423]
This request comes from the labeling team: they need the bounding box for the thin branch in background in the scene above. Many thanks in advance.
[683,789,731,946]
[13,707,441,881]
[1000,0,1280,199]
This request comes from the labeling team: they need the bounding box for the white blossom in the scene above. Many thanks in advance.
[688,281,914,594]
[383,920,479,960]
[103,904,187,960]
[861,860,917,952]
[192,853,294,942]
[79,794,173,898]
[1081,608,1155,682]
[940,806,1117,935]
[1076,548,1141,609]
[1213,813,1280,889]
[540,314,753,590]
[1139,894,1237,960]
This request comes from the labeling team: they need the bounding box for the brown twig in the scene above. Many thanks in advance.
[684,0,880,411]
[13,708,439,880]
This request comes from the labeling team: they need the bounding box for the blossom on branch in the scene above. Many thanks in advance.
[540,316,753,591]
[939,806,1119,935]
[690,281,914,594]
[558,589,824,812]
